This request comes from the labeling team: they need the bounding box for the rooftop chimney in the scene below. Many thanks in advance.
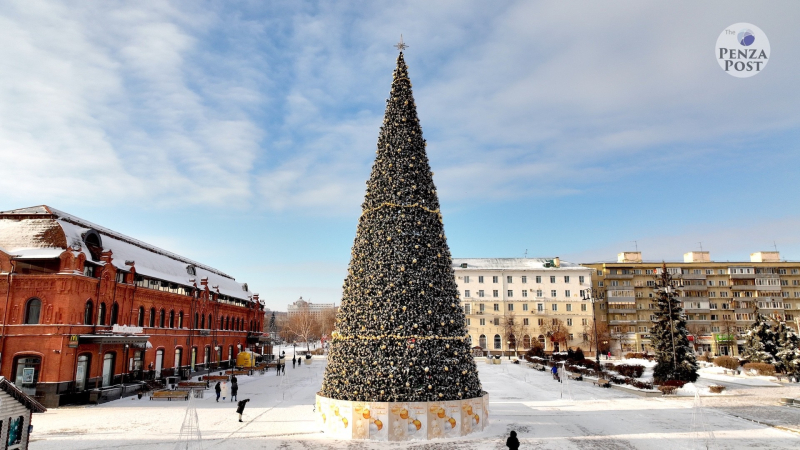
[684,251,710,263]
[617,252,642,263]
[751,251,780,263]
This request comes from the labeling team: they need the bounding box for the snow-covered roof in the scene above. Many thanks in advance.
[451,258,590,271]
[0,205,253,302]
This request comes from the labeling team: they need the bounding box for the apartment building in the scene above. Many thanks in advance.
[453,258,594,356]
[584,251,800,357]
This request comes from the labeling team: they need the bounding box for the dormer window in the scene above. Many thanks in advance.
[82,229,103,262]
[186,265,196,276]
[242,283,248,292]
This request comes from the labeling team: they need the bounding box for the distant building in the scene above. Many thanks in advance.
[583,251,800,357]
[0,205,268,407]
[454,258,593,356]
[287,297,336,317]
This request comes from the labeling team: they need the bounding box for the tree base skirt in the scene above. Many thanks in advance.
[315,393,489,441]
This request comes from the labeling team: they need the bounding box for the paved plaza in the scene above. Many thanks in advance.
[29,359,800,449]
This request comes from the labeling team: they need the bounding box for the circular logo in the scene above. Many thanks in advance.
[738,29,755,46]
[715,23,770,78]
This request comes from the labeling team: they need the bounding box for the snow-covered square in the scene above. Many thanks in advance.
[29,357,800,449]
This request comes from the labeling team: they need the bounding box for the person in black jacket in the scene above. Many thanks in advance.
[230,379,238,402]
[506,430,520,449]
[236,399,250,422]
[214,382,221,402]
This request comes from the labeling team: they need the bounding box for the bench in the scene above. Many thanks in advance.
[150,390,190,401]
[593,378,611,388]
[204,375,230,382]
[531,364,546,371]
[568,373,583,381]
[226,370,250,376]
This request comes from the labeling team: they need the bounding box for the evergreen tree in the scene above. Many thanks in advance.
[775,322,800,376]
[319,51,483,403]
[651,264,698,383]
[741,308,776,364]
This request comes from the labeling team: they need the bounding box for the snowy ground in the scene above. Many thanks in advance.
[30,359,800,450]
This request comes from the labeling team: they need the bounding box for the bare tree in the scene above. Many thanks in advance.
[318,307,338,340]
[285,309,320,352]
[539,318,568,352]
[685,323,708,353]
[582,320,611,355]
[501,312,526,357]
[609,325,629,357]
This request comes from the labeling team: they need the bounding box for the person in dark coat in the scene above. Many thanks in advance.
[236,398,250,422]
[276,362,281,376]
[292,357,296,368]
[214,381,221,402]
[281,363,285,375]
[506,430,520,449]
[230,379,239,402]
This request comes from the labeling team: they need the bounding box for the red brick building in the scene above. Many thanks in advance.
[0,206,268,407]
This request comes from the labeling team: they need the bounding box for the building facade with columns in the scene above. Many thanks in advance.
[453,258,594,357]
[0,206,267,407]
[583,251,800,357]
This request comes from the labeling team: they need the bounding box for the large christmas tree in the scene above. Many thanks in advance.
[319,50,483,403]
[651,264,698,383]
[741,307,777,364]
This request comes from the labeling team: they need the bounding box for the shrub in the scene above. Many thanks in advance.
[708,385,726,394]
[630,379,654,390]
[660,379,687,388]
[743,362,776,376]
[714,356,739,370]
[625,352,646,359]
[616,364,645,378]
[526,345,545,359]
[696,355,708,362]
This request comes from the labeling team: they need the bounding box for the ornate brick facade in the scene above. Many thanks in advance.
[0,206,268,407]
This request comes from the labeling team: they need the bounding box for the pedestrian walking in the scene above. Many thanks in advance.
[231,379,239,402]
[281,363,285,375]
[215,381,221,402]
[551,365,560,382]
[276,361,281,376]
[221,381,230,401]
[292,357,296,369]
[506,430,520,450]
[236,398,250,422]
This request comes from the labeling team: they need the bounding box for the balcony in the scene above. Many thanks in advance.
[685,308,710,314]
[755,284,783,291]
[607,308,637,314]
[729,273,756,279]
[678,285,708,291]
[730,285,756,291]
[609,320,638,325]
[677,273,707,280]
[605,273,634,280]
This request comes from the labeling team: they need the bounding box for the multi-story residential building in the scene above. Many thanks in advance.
[454,258,593,356]
[0,206,267,407]
[584,251,800,357]
[286,297,336,317]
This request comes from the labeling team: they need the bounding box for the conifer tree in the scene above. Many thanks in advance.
[774,321,799,376]
[650,264,698,383]
[741,308,776,364]
[319,51,483,403]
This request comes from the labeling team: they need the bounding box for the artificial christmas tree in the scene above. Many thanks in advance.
[317,46,486,441]
[775,322,800,378]
[650,264,698,383]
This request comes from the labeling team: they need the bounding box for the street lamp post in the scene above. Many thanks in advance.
[581,287,604,367]
[507,341,511,360]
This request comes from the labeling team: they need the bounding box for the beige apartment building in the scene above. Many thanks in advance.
[584,251,800,357]
[454,258,594,357]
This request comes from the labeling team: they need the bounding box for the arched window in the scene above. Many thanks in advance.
[479,334,487,348]
[493,334,501,349]
[208,314,212,329]
[174,347,182,369]
[178,311,184,328]
[138,306,145,327]
[194,313,199,329]
[219,317,223,330]
[97,302,106,325]
[76,354,90,391]
[226,316,230,330]
[149,307,156,328]
[538,335,546,350]
[110,303,119,325]
[101,352,115,387]
[84,300,94,325]
[200,314,205,329]
[169,310,175,328]
[523,335,531,349]
[159,309,165,328]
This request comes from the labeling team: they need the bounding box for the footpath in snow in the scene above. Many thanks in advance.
[29,358,800,450]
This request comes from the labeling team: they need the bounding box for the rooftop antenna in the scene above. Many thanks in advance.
[698,242,703,252]
[524,249,528,258]
[633,240,638,252]
[773,241,778,252]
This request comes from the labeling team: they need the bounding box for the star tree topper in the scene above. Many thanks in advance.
[394,35,408,51]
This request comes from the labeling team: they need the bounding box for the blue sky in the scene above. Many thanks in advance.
[2,1,799,311]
